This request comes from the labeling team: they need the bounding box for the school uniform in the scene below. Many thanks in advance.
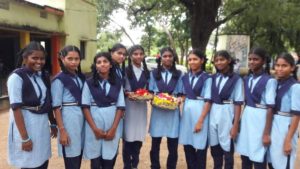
[7,68,52,169]
[115,64,125,87]
[268,77,300,169]
[179,71,211,169]
[236,73,277,169]
[51,71,85,169]
[148,68,183,169]
[209,72,244,169]
[123,65,148,169]
[81,77,125,169]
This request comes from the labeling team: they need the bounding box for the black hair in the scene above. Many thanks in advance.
[155,47,180,80]
[91,52,116,87]
[16,41,50,88]
[214,50,235,75]
[248,47,271,74]
[275,52,297,79]
[188,48,207,71]
[109,43,127,77]
[58,45,85,82]
[126,45,150,80]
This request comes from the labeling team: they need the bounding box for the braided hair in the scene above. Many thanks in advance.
[275,53,297,79]
[58,45,85,82]
[188,48,207,72]
[16,41,50,88]
[109,43,127,77]
[214,50,235,75]
[91,52,116,87]
[248,47,271,75]
[155,47,180,80]
[126,45,150,80]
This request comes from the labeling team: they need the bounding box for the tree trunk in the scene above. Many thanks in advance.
[180,0,245,52]
[189,0,221,52]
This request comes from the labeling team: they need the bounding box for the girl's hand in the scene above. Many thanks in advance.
[127,92,137,101]
[177,97,182,105]
[230,125,239,140]
[283,138,292,155]
[105,128,116,140]
[22,139,33,152]
[59,129,71,146]
[194,121,203,133]
[93,128,107,139]
[262,134,271,147]
[50,127,58,138]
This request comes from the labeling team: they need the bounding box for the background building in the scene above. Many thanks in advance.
[0,0,97,108]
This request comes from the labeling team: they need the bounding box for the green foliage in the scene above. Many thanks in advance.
[95,0,122,32]
[96,30,123,52]
[222,0,300,55]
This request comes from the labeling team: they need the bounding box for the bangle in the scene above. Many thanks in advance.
[58,126,65,130]
[21,137,31,143]
[50,124,57,128]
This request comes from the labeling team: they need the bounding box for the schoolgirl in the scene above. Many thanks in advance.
[7,41,56,169]
[209,50,244,169]
[178,49,211,169]
[149,47,183,169]
[81,52,125,169]
[109,43,127,84]
[236,47,276,169]
[51,46,85,169]
[268,53,300,169]
[122,45,150,169]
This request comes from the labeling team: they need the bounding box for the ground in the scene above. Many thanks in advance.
[0,109,299,169]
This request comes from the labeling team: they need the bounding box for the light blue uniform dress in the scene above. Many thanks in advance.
[268,78,300,169]
[209,73,244,152]
[179,72,212,149]
[123,65,148,142]
[7,72,51,168]
[82,80,125,160]
[236,75,277,163]
[51,74,84,157]
[149,70,183,138]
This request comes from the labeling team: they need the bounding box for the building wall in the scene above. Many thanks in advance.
[0,1,62,33]
[63,0,97,72]
[0,0,97,73]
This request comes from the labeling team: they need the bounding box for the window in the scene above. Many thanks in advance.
[80,41,86,60]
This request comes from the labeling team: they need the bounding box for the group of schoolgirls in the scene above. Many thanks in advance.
[6,41,300,169]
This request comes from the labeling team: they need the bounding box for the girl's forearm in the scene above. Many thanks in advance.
[285,115,300,141]
[82,107,98,131]
[263,107,273,135]
[13,108,28,139]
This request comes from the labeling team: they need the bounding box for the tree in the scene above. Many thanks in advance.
[125,0,249,54]
[222,0,300,55]
[96,30,123,52]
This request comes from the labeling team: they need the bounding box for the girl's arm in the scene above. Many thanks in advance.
[48,110,57,138]
[262,107,273,146]
[82,107,106,139]
[262,79,277,146]
[13,108,33,151]
[105,109,124,140]
[283,115,300,155]
[195,77,212,132]
[8,74,32,151]
[194,102,211,132]
[231,78,244,140]
[231,104,242,140]
[53,108,70,146]
[105,85,125,140]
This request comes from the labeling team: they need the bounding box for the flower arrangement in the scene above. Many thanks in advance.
[152,93,178,110]
[128,89,153,101]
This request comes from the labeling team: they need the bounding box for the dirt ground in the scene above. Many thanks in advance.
[0,109,299,169]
